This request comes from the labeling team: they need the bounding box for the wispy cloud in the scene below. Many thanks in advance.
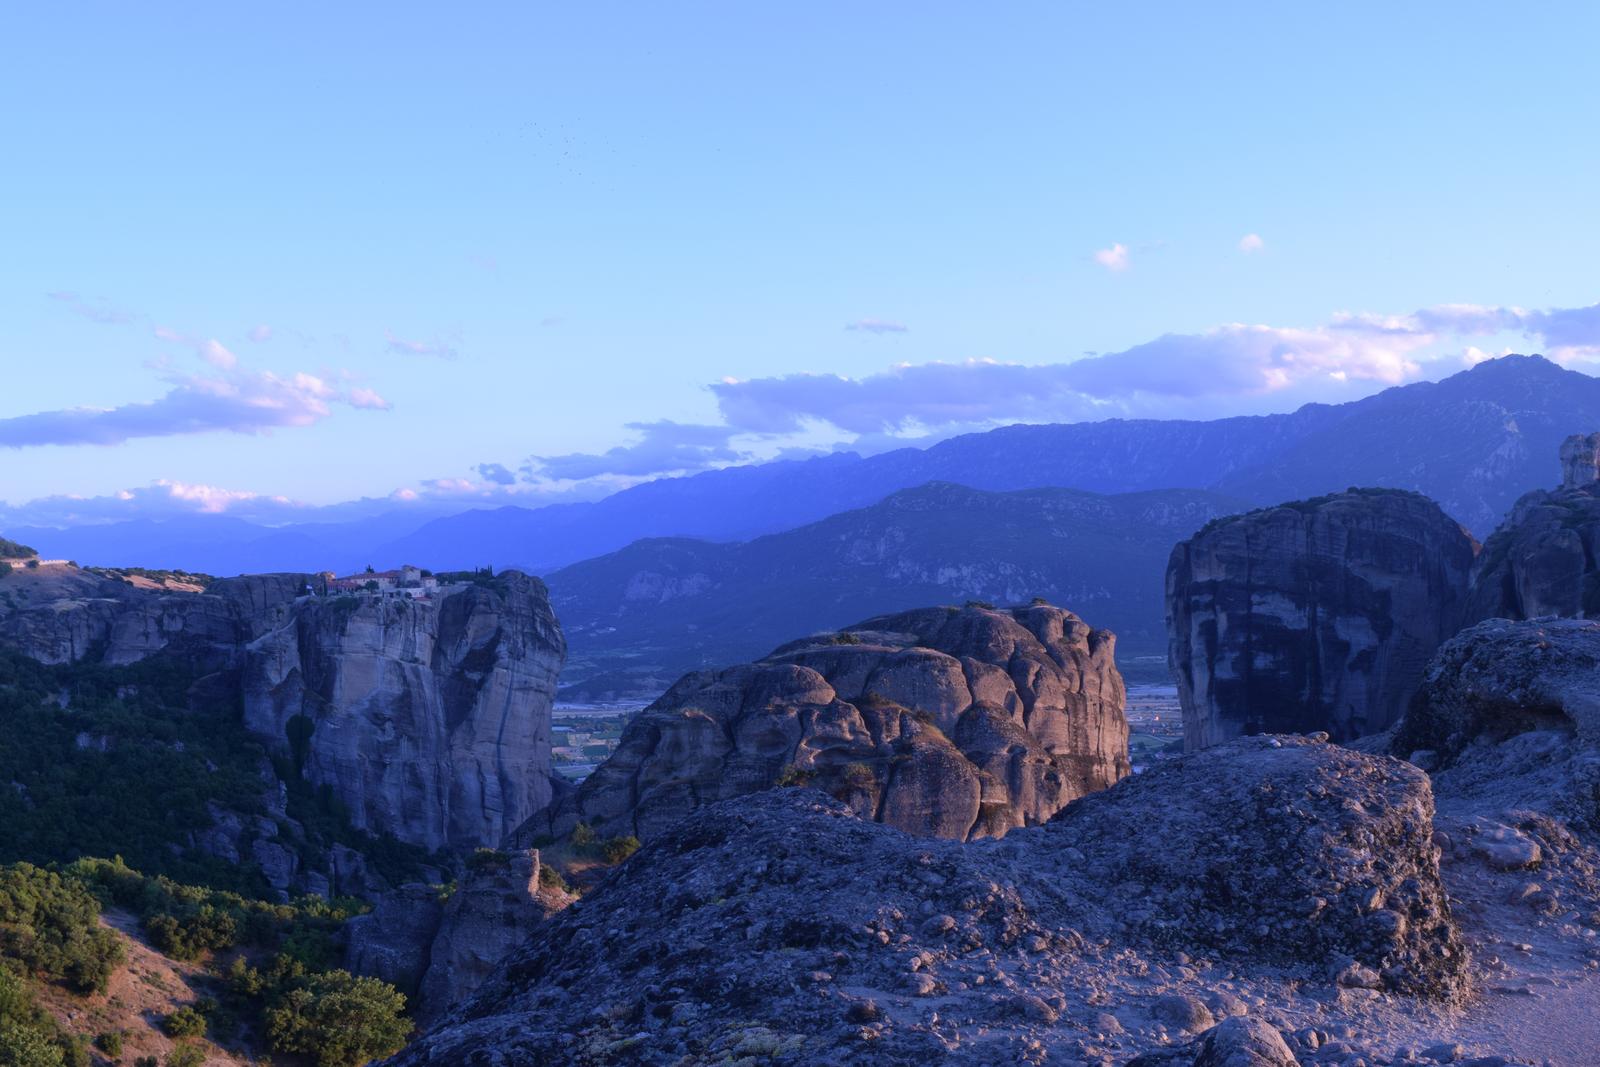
[247,324,273,343]
[1093,243,1130,271]
[1238,233,1265,254]
[385,329,458,359]
[709,299,1600,436]
[0,358,389,450]
[845,318,909,334]
[48,291,137,325]
[525,420,745,481]
[476,462,517,485]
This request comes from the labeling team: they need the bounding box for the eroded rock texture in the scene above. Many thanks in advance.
[0,566,566,853]
[0,569,305,668]
[1469,433,1600,622]
[517,602,1127,844]
[1392,617,1600,830]
[244,571,566,851]
[1167,489,1477,750]
[346,850,569,1024]
[396,737,1463,1066]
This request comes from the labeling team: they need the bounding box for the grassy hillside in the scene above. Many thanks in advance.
[0,858,410,1067]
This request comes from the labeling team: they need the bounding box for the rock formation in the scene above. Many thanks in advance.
[395,736,1464,1066]
[345,849,570,1024]
[0,566,566,853]
[1560,431,1600,489]
[1468,432,1600,622]
[1393,617,1600,818]
[243,571,565,851]
[1167,489,1478,750]
[516,602,1127,844]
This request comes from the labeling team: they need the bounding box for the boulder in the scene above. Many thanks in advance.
[515,602,1127,844]
[1167,489,1477,749]
[1469,434,1600,621]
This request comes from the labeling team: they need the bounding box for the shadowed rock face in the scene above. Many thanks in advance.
[396,737,1463,1067]
[1469,434,1600,622]
[345,849,570,1024]
[0,566,566,853]
[517,603,1127,844]
[1394,617,1600,788]
[1167,489,1478,750]
[0,570,307,668]
[243,571,566,851]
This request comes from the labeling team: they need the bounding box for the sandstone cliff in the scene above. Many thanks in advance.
[518,602,1127,845]
[243,571,565,851]
[397,736,1463,1066]
[1468,432,1600,622]
[345,849,570,1024]
[1167,489,1477,750]
[0,566,566,854]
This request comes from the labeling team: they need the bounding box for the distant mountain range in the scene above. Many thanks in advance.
[546,482,1249,698]
[13,355,1599,581]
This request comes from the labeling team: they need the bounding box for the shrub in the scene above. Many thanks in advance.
[536,865,571,894]
[599,837,640,865]
[93,1031,122,1057]
[264,970,410,1067]
[840,762,878,792]
[162,1008,206,1039]
[0,864,125,993]
[165,1045,205,1067]
[569,822,597,849]
[0,563,11,580]
[0,538,36,559]
[775,764,813,787]
[0,1025,64,1067]
[465,848,509,874]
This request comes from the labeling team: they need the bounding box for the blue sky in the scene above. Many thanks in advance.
[4,3,1600,525]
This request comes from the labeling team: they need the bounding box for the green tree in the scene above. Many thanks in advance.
[0,865,124,993]
[0,1024,65,1067]
[265,971,410,1067]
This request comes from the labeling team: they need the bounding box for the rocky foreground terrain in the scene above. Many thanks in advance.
[517,602,1128,844]
[393,615,1600,1066]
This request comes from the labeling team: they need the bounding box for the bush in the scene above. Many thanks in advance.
[598,837,640,865]
[0,968,72,1067]
[569,822,597,849]
[0,537,36,559]
[264,970,410,1067]
[0,864,124,993]
[165,1045,205,1067]
[93,1031,122,1057]
[465,848,509,874]
[536,865,571,894]
[0,1024,64,1067]
[162,1008,206,1039]
[774,764,813,787]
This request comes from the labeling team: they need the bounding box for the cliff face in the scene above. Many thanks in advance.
[1468,433,1600,622]
[345,849,569,1024]
[520,602,1127,844]
[0,566,565,854]
[0,569,304,668]
[243,572,566,851]
[1167,490,1478,750]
